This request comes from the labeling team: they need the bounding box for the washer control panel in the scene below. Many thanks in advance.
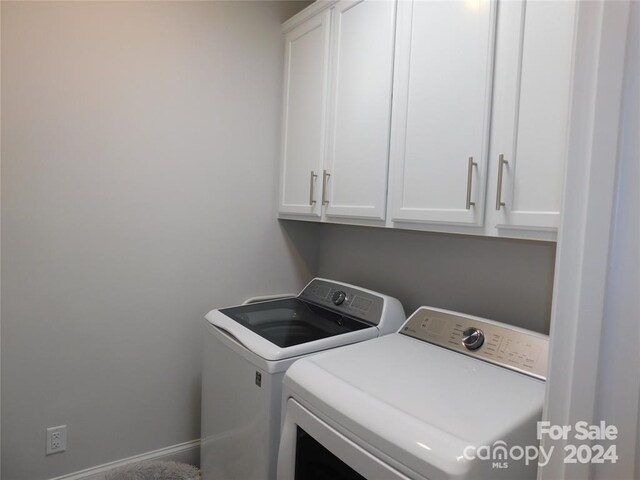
[299,279,384,325]
[331,290,347,305]
[401,307,549,380]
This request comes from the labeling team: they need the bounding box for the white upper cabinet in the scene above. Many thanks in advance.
[487,0,576,235]
[279,11,330,218]
[389,0,497,226]
[278,0,576,241]
[323,0,396,221]
[279,0,396,223]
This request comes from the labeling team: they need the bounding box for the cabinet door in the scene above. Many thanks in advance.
[389,0,497,226]
[279,11,331,217]
[323,0,396,221]
[490,0,576,233]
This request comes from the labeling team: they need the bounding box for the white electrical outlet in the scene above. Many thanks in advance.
[46,425,67,455]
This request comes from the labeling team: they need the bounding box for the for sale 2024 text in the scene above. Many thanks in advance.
[537,421,618,465]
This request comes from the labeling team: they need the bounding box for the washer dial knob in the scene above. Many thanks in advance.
[331,290,347,305]
[461,327,484,350]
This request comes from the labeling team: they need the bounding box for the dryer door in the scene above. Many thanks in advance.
[277,399,420,480]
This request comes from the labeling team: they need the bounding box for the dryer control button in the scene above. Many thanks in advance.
[461,327,485,350]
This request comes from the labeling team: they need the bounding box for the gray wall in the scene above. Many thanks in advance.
[0,2,315,479]
[316,224,556,333]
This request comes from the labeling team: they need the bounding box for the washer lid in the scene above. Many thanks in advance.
[220,298,372,348]
[283,334,546,479]
[204,278,406,361]
[205,306,379,361]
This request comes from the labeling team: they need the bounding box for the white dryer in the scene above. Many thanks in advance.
[277,306,549,480]
[201,278,405,480]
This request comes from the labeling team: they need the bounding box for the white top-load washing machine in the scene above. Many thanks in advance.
[201,278,405,480]
[277,306,549,480]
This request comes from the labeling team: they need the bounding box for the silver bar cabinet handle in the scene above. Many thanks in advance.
[322,170,330,205]
[309,171,317,205]
[466,157,477,209]
[495,154,509,210]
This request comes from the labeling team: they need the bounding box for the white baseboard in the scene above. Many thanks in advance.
[49,439,200,480]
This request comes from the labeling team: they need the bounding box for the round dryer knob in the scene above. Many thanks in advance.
[331,290,347,305]
[461,327,485,350]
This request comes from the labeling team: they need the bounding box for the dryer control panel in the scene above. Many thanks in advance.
[299,279,384,326]
[401,307,549,380]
